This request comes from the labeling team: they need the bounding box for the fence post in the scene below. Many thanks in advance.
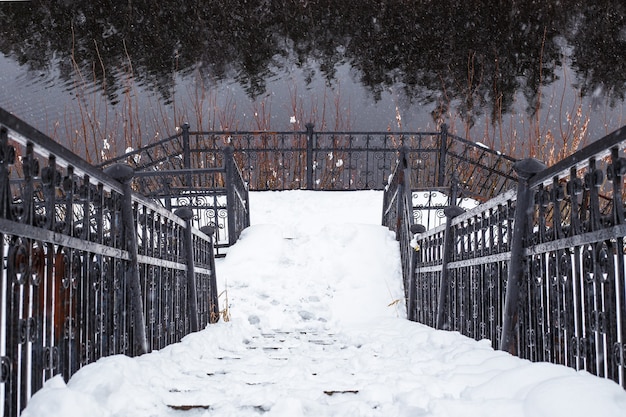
[175,207,199,333]
[103,163,149,355]
[437,123,448,187]
[200,226,220,323]
[436,204,465,329]
[0,127,15,219]
[499,157,546,354]
[395,147,408,238]
[181,122,192,188]
[449,173,459,205]
[305,122,315,189]
[408,223,426,321]
[224,146,237,246]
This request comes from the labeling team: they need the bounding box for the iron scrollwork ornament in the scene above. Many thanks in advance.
[8,237,29,285]
[0,356,11,383]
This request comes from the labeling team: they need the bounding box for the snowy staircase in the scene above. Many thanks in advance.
[156,209,408,414]
[249,331,337,353]
[164,329,364,412]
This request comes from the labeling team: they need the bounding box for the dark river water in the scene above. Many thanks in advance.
[0,1,625,163]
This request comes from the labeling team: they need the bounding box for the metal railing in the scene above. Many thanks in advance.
[0,108,221,416]
[100,123,515,252]
[132,143,251,257]
[385,126,626,389]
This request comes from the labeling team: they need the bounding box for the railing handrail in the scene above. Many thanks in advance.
[95,130,184,168]
[530,125,626,188]
[0,108,194,227]
[0,107,125,194]
[126,127,512,158]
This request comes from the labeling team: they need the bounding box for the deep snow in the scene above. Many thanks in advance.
[22,191,626,416]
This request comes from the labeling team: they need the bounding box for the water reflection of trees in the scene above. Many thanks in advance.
[0,1,624,125]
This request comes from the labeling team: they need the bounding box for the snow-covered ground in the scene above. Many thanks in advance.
[23,191,626,417]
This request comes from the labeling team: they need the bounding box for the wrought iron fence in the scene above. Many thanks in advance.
[100,123,515,252]
[0,108,220,417]
[131,142,250,257]
[382,149,415,304]
[100,124,517,192]
[385,125,626,389]
[514,132,626,384]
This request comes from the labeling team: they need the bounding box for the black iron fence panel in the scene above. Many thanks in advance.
[514,130,626,386]
[310,132,400,190]
[386,125,626,389]
[224,146,251,248]
[171,193,231,257]
[100,127,251,256]
[0,109,220,417]
[101,124,517,196]
[445,192,516,345]
[409,190,516,339]
[230,131,308,190]
[399,126,518,203]
[411,189,453,230]
[444,132,518,202]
